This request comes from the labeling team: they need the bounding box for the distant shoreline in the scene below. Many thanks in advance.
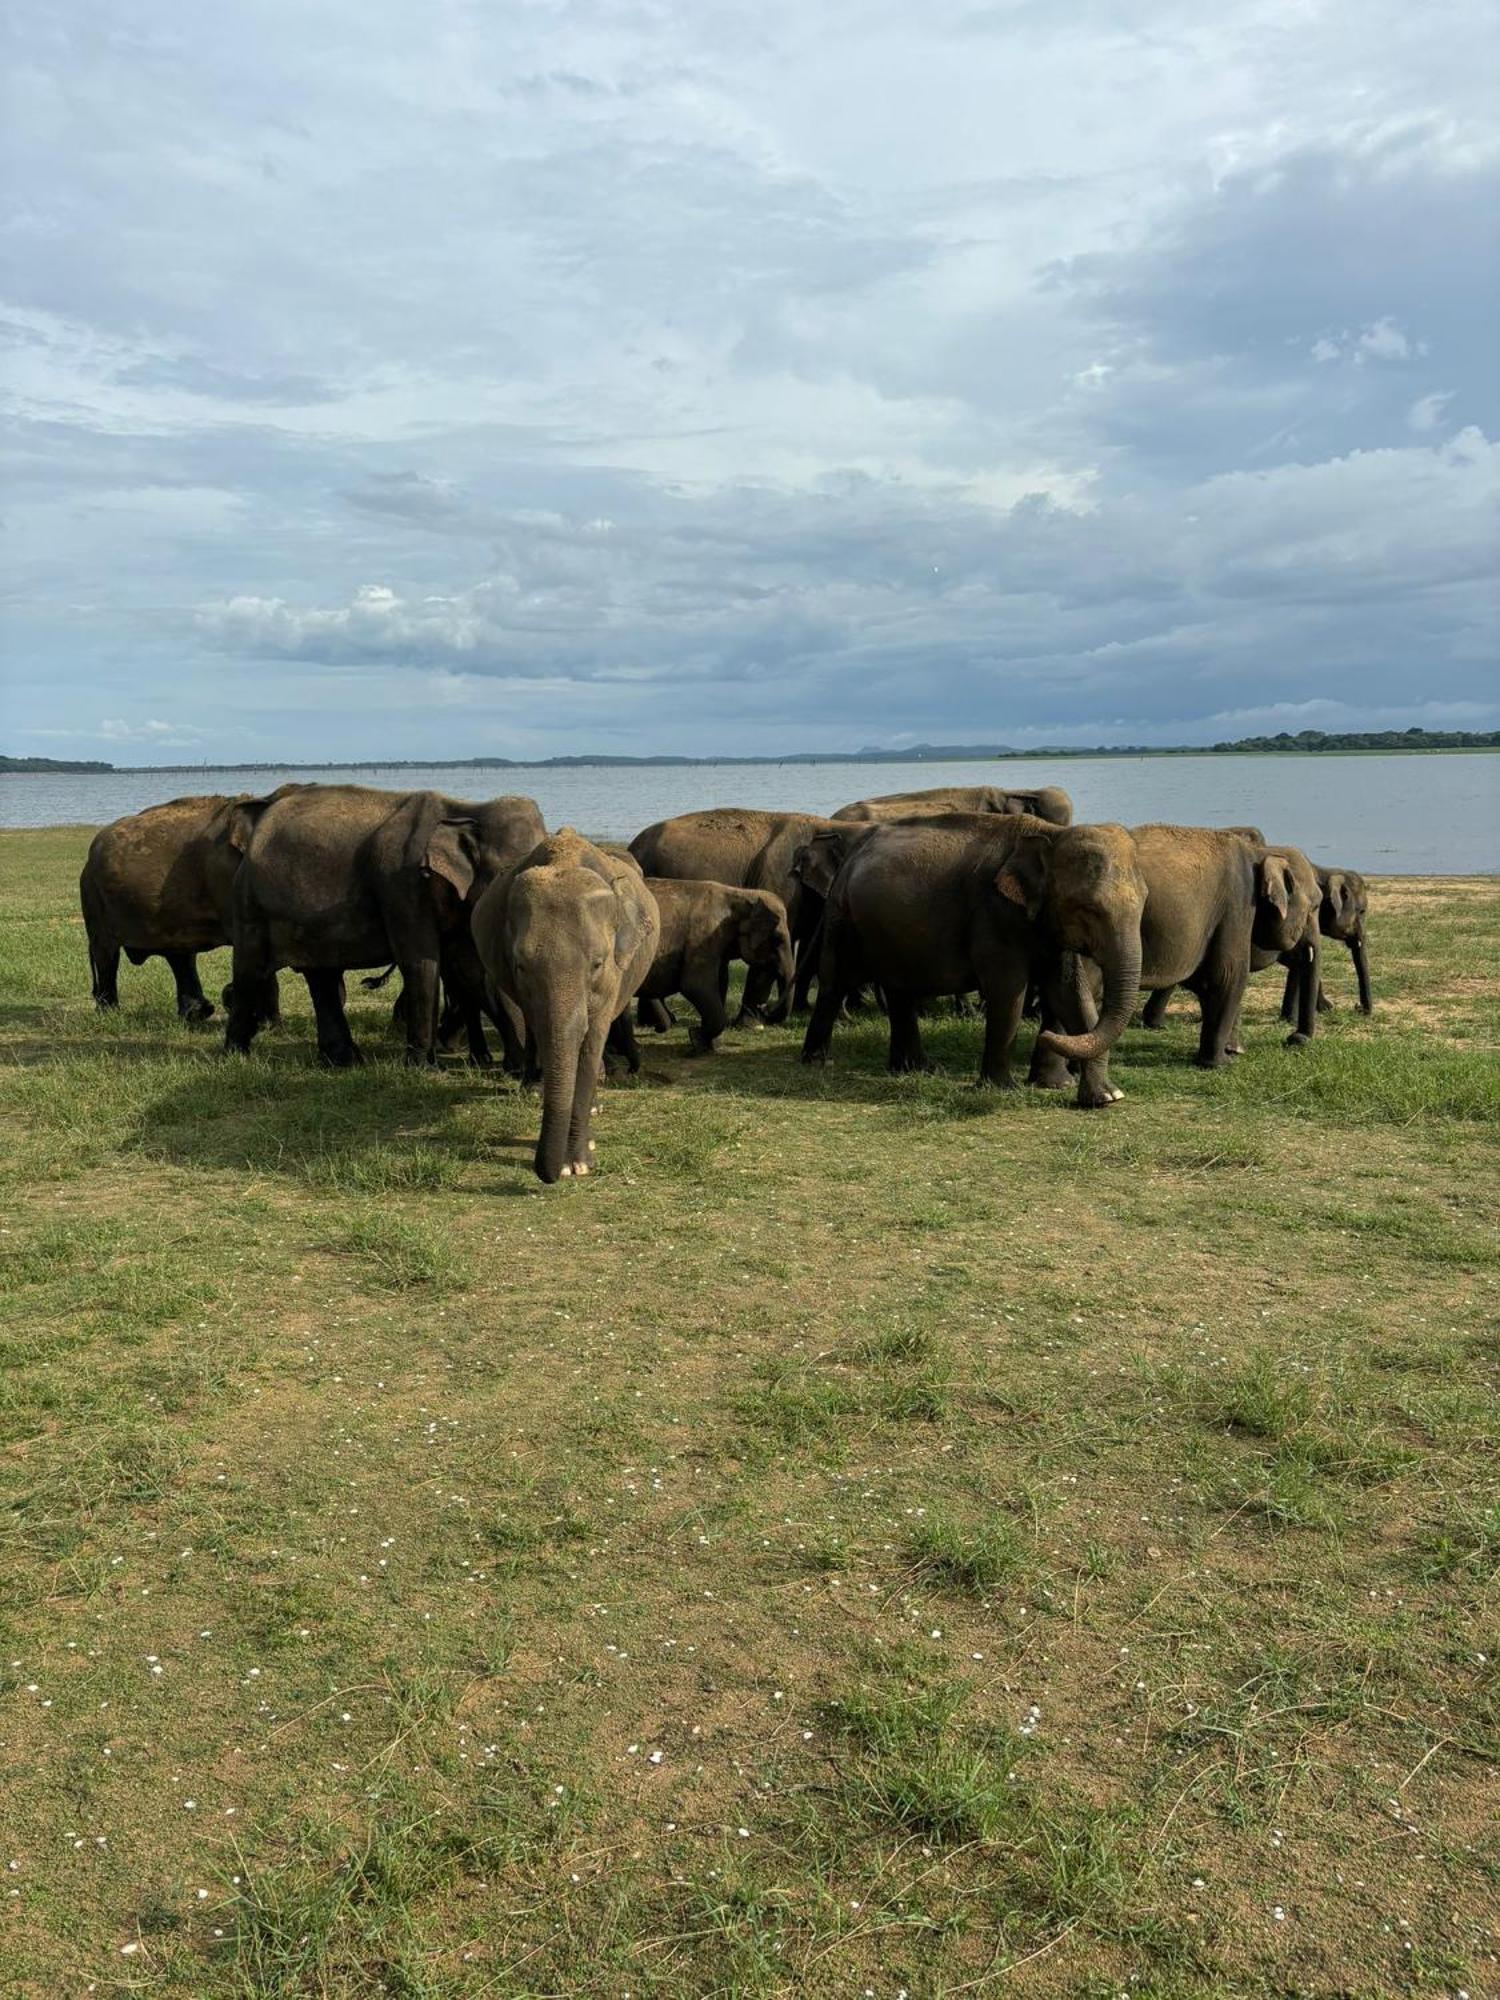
[6,742,1499,777]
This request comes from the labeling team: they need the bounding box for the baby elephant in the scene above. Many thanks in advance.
[472,829,659,1183]
[610,880,795,1068]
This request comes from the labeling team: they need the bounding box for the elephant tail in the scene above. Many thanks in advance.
[360,963,398,991]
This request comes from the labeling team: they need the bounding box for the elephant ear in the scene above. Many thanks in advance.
[1258,854,1292,919]
[226,796,278,855]
[1324,870,1352,925]
[423,818,480,898]
[792,834,844,899]
[995,834,1050,919]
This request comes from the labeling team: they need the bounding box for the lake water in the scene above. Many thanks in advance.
[3,753,1495,874]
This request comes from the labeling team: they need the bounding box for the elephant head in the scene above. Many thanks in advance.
[1252,847,1321,957]
[792,826,869,902]
[1003,823,1147,1065]
[1317,866,1372,1012]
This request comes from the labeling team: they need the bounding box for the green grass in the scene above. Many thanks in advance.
[0,830,1497,1995]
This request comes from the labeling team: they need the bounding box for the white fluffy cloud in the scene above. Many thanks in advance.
[2,0,1495,758]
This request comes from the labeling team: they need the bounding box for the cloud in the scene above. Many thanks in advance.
[1,0,1496,760]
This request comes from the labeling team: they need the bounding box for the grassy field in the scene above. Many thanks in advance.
[1,826,1497,1998]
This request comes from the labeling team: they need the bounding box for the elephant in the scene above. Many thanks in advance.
[1281,866,1372,1020]
[471,829,660,1183]
[832,784,1073,826]
[79,791,301,1022]
[224,786,545,1067]
[607,880,795,1066]
[801,812,1147,1108]
[628,808,842,1020]
[1139,843,1325,1043]
[1044,827,1321,1083]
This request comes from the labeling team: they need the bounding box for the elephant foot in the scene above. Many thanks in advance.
[1028,1057,1073,1091]
[466,1048,495,1070]
[732,1013,767,1032]
[889,1058,935,1077]
[974,1072,1018,1092]
[1195,1052,1232,1070]
[179,999,215,1024]
[801,1047,830,1067]
[1284,1030,1310,1048]
[318,1044,364,1069]
[1076,1078,1125,1109]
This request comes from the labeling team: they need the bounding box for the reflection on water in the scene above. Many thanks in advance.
[2,753,1495,874]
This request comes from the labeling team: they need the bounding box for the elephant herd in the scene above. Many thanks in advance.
[79,778,1372,1180]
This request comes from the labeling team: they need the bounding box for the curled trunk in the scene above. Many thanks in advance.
[1036,931,1144,1064]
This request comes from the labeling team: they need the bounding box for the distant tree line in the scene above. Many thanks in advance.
[1207,728,1500,753]
[3,728,1496,776]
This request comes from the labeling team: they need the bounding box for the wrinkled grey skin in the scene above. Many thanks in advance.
[80,791,299,1022]
[225,785,544,1067]
[1058,827,1319,1083]
[802,813,1147,1109]
[1282,866,1372,1018]
[629,808,841,1020]
[832,784,1073,826]
[473,829,660,1183]
[609,879,794,1065]
[1140,842,1326,1045]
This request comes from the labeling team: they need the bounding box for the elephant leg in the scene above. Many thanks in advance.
[165,952,214,1024]
[1028,953,1089,1091]
[792,914,823,1013]
[886,988,931,1074]
[1278,957,1299,1022]
[89,935,121,1010]
[1140,986,1173,1030]
[436,990,467,1052]
[977,960,1027,1089]
[801,919,856,1065]
[638,996,674,1033]
[303,968,362,1067]
[1285,934,1320,1046]
[1193,951,1248,1070]
[606,1008,642,1076]
[683,971,729,1056]
[397,958,441,1067]
[224,919,277,1055]
[735,957,774,1027]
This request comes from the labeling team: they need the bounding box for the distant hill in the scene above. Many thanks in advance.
[3,728,1495,776]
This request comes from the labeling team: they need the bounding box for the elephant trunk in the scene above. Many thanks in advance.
[1351,930,1373,1014]
[534,1017,582,1183]
[761,938,797,1024]
[1037,928,1143,1065]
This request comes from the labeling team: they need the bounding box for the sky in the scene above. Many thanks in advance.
[2,0,1497,763]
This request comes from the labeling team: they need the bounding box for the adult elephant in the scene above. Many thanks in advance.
[801,812,1146,1108]
[1281,866,1372,1020]
[79,791,299,1022]
[629,808,841,1020]
[472,830,659,1183]
[1139,843,1325,1043]
[610,880,794,1065]
[832,784,1073,825]
[1047,828,1320,1084]
[224,786,544,1067]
